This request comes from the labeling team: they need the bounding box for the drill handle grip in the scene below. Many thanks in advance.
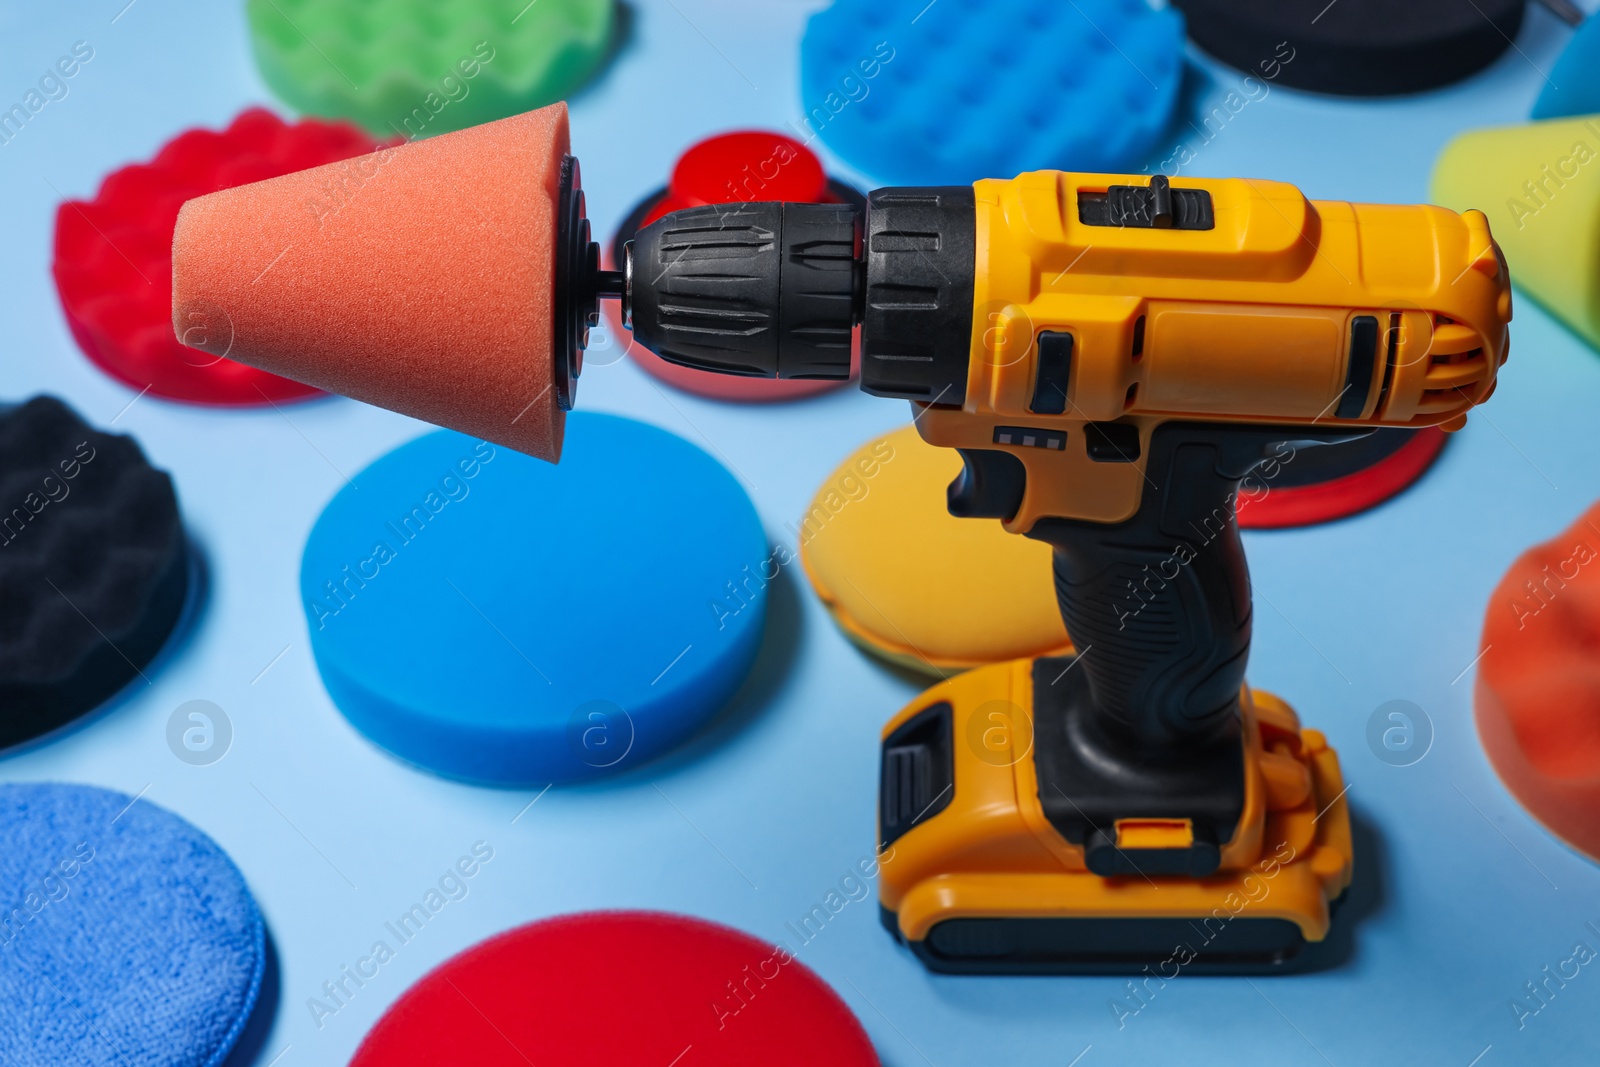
[1030,425,1347,749]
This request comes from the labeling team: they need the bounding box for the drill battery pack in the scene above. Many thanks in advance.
[876,656,1353,974]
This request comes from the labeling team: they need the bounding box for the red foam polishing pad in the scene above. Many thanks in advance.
[1235,427,1448,530]
[1477,501,1600,862]
[173,104,570,461]
[53,109,389,405]
[349,912,879,1066]
[610,130,859,403]
[650,130,832,221]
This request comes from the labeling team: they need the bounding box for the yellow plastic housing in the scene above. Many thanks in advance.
[883,662,1356,947]
[916,171,1511,529]
[877,659,1354,945]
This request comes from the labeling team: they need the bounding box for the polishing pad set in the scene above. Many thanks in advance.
[14,0,1598,1059]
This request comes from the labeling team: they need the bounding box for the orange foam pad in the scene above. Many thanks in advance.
[172,104,569,460]
[1476,500,1600,862]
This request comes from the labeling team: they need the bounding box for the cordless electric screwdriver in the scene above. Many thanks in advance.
[170,108,1510,973]
[608,170,1511,972]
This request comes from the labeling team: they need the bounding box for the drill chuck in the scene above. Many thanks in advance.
[622,188,984,403]
[624,201,860,379]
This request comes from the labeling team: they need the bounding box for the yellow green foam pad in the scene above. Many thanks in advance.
[247,0,615,139]
[800,425,1071,676]
[1431,115,1600,349]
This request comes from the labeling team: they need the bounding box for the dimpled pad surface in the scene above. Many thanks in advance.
[349,911,878,1066]
[299,414,767,785]
[53,109,386,405]
[800,0,1184,185]
[247,0,615,138]
[0,782,265,1066]
[0,397,187,747]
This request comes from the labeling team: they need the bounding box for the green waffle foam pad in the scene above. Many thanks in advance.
[247,0,615,139]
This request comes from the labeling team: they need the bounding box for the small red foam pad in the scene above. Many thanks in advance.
[613,131,858,402]
[649,130,833,222]
[350,911,879,1066]
[53,108,391,405]
[1476,501,1600,862]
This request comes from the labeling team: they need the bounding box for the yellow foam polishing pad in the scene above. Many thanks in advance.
[1431,115,1600,348]
[800,425,1072,675]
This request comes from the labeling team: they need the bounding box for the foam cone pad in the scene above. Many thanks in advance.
[172,104,571,461]
[1432,115,1600,350]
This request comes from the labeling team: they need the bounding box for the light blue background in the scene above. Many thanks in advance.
[2,2,1598,1064]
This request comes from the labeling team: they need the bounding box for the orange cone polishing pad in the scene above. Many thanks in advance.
[172,103,619,461]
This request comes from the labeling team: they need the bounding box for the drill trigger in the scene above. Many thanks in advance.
[948,448,1026,521]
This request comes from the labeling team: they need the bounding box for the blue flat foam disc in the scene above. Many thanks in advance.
[0,782,265,1066]
[300,413,768,785]
[800,0,1185,185]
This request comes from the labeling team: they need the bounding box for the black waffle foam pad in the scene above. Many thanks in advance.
[0,396,186,745]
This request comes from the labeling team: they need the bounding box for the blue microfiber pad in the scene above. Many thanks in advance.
[799,0,1186,185]
[1533,16,1600,120]
[0,782,265,1066]
[300,413,768,786]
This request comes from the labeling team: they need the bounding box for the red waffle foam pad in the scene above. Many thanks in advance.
[612,131,858,402]
[349,911,879,1066]
[53,108,393,405]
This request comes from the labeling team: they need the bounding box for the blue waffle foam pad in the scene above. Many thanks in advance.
[1532,17,1600,120]
[0,782,265,1066]
[800,0,1186,185]
[300,413,769,786]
